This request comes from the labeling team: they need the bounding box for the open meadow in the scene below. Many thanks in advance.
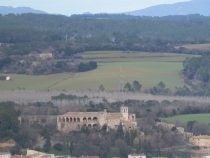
[0,51,195,91]
[163,113,210,124]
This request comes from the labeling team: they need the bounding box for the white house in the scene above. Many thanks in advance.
[39,53,53,60]
[128,154,146,158]
[0,75,11,81]
[6,76,11,81]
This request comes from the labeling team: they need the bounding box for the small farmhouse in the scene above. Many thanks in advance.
[39,53,53,60]
[128,154,146,158]
[189,135,210,149]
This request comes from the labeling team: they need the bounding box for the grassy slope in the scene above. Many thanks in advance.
[0,51,194,91]
[163,114,210,124]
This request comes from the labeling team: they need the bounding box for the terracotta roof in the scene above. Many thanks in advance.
[61,112,103,117]
[107,113,122,120]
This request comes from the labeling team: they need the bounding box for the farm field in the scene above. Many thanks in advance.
[163,113,210,124]
[176,43,210,51]
[80,51,194,62]
[0,51,195,91]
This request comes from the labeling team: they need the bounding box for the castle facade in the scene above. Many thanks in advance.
[57,106,137,133]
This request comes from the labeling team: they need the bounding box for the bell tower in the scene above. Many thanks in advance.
[120,106,128,120]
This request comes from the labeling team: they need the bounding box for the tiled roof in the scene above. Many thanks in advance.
[107,113,122,120]
[61,112,103,117]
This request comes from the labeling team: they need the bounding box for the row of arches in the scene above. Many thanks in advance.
[83,124,98,128]
[59,116,98,123]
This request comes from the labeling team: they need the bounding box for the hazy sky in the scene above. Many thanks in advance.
[0,0,190,15]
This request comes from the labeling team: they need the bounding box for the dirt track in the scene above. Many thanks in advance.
[0,90,210,104]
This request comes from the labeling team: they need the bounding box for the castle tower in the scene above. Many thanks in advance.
[120,106,128,120]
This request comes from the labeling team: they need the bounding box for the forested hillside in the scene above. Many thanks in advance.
[0,14,210,56]
[0,14,210,75]
[183,56,210,95]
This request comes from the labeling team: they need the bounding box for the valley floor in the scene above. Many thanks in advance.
[0,90,210,104]
[0,51,195,91]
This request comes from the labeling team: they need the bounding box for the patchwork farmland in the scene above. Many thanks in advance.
[0,51,195,91]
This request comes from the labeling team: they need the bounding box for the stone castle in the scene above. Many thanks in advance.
[57,106,137,132]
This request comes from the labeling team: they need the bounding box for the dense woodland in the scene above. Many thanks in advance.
[0,14,210,55]
[183,56,210,95]
[0,14,210,74]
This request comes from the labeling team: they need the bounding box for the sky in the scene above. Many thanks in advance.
[0,0,190,15]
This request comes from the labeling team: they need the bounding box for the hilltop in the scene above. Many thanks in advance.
[0,6,46,15]
[127,0,210,16]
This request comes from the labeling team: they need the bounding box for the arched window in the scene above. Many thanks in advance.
[93,124,98,128]
[93,117,98,122]
[88,124,92,128]
[83,117,87,122]
[88,117,92,121]
[70,117,73,122]
[66,117,69,122]
[74,118,77,122]
[77,118,80,122]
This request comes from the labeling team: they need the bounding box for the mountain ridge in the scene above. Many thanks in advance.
[0,6,46,15]
[127,0,210,17]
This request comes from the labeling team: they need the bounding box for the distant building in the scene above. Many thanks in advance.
[156,122,175,130]
[6,76,11,81]
[57,106,137,133]
[189,135,210,149]
[79,156,99,158]
[26,149,55,158]
[0,153,11,158]
[0,75,11,81]
[128,154,146,158]
[156,122,186,134]
[39,53,53,60]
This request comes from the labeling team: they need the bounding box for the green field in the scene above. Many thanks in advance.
[0,51,195,91]
[163,114,210,124]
